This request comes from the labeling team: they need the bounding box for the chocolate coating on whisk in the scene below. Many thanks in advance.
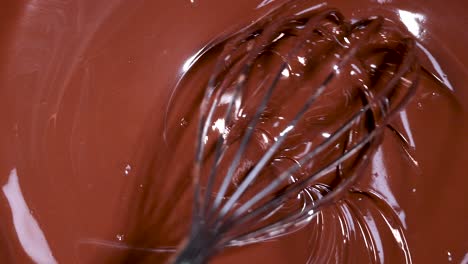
[166,3,419,263]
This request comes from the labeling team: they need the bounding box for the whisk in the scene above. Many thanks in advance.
[164,2,419,263]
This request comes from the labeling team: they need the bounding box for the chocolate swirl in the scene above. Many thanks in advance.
[158,3,420,263]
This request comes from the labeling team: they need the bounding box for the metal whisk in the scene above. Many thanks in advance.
[167,3,419,263]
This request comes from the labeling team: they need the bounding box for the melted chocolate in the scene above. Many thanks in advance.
[0,0,467,263]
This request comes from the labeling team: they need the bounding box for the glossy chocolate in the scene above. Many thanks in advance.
[0,0,467,263]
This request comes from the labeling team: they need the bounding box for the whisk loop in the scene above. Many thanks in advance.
[167,2,419,263]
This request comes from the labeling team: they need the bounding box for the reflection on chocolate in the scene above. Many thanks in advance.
[0,0,467,263]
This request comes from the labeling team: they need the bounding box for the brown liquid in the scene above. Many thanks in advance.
[0,0,467,263]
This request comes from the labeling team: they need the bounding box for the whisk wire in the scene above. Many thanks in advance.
[210,10,342,217]
[218,38,418,244]
[215,16,384,225]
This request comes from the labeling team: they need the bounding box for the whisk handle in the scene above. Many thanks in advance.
[172,227,219,264]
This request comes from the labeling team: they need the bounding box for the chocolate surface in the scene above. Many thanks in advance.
[0,0,467,263]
